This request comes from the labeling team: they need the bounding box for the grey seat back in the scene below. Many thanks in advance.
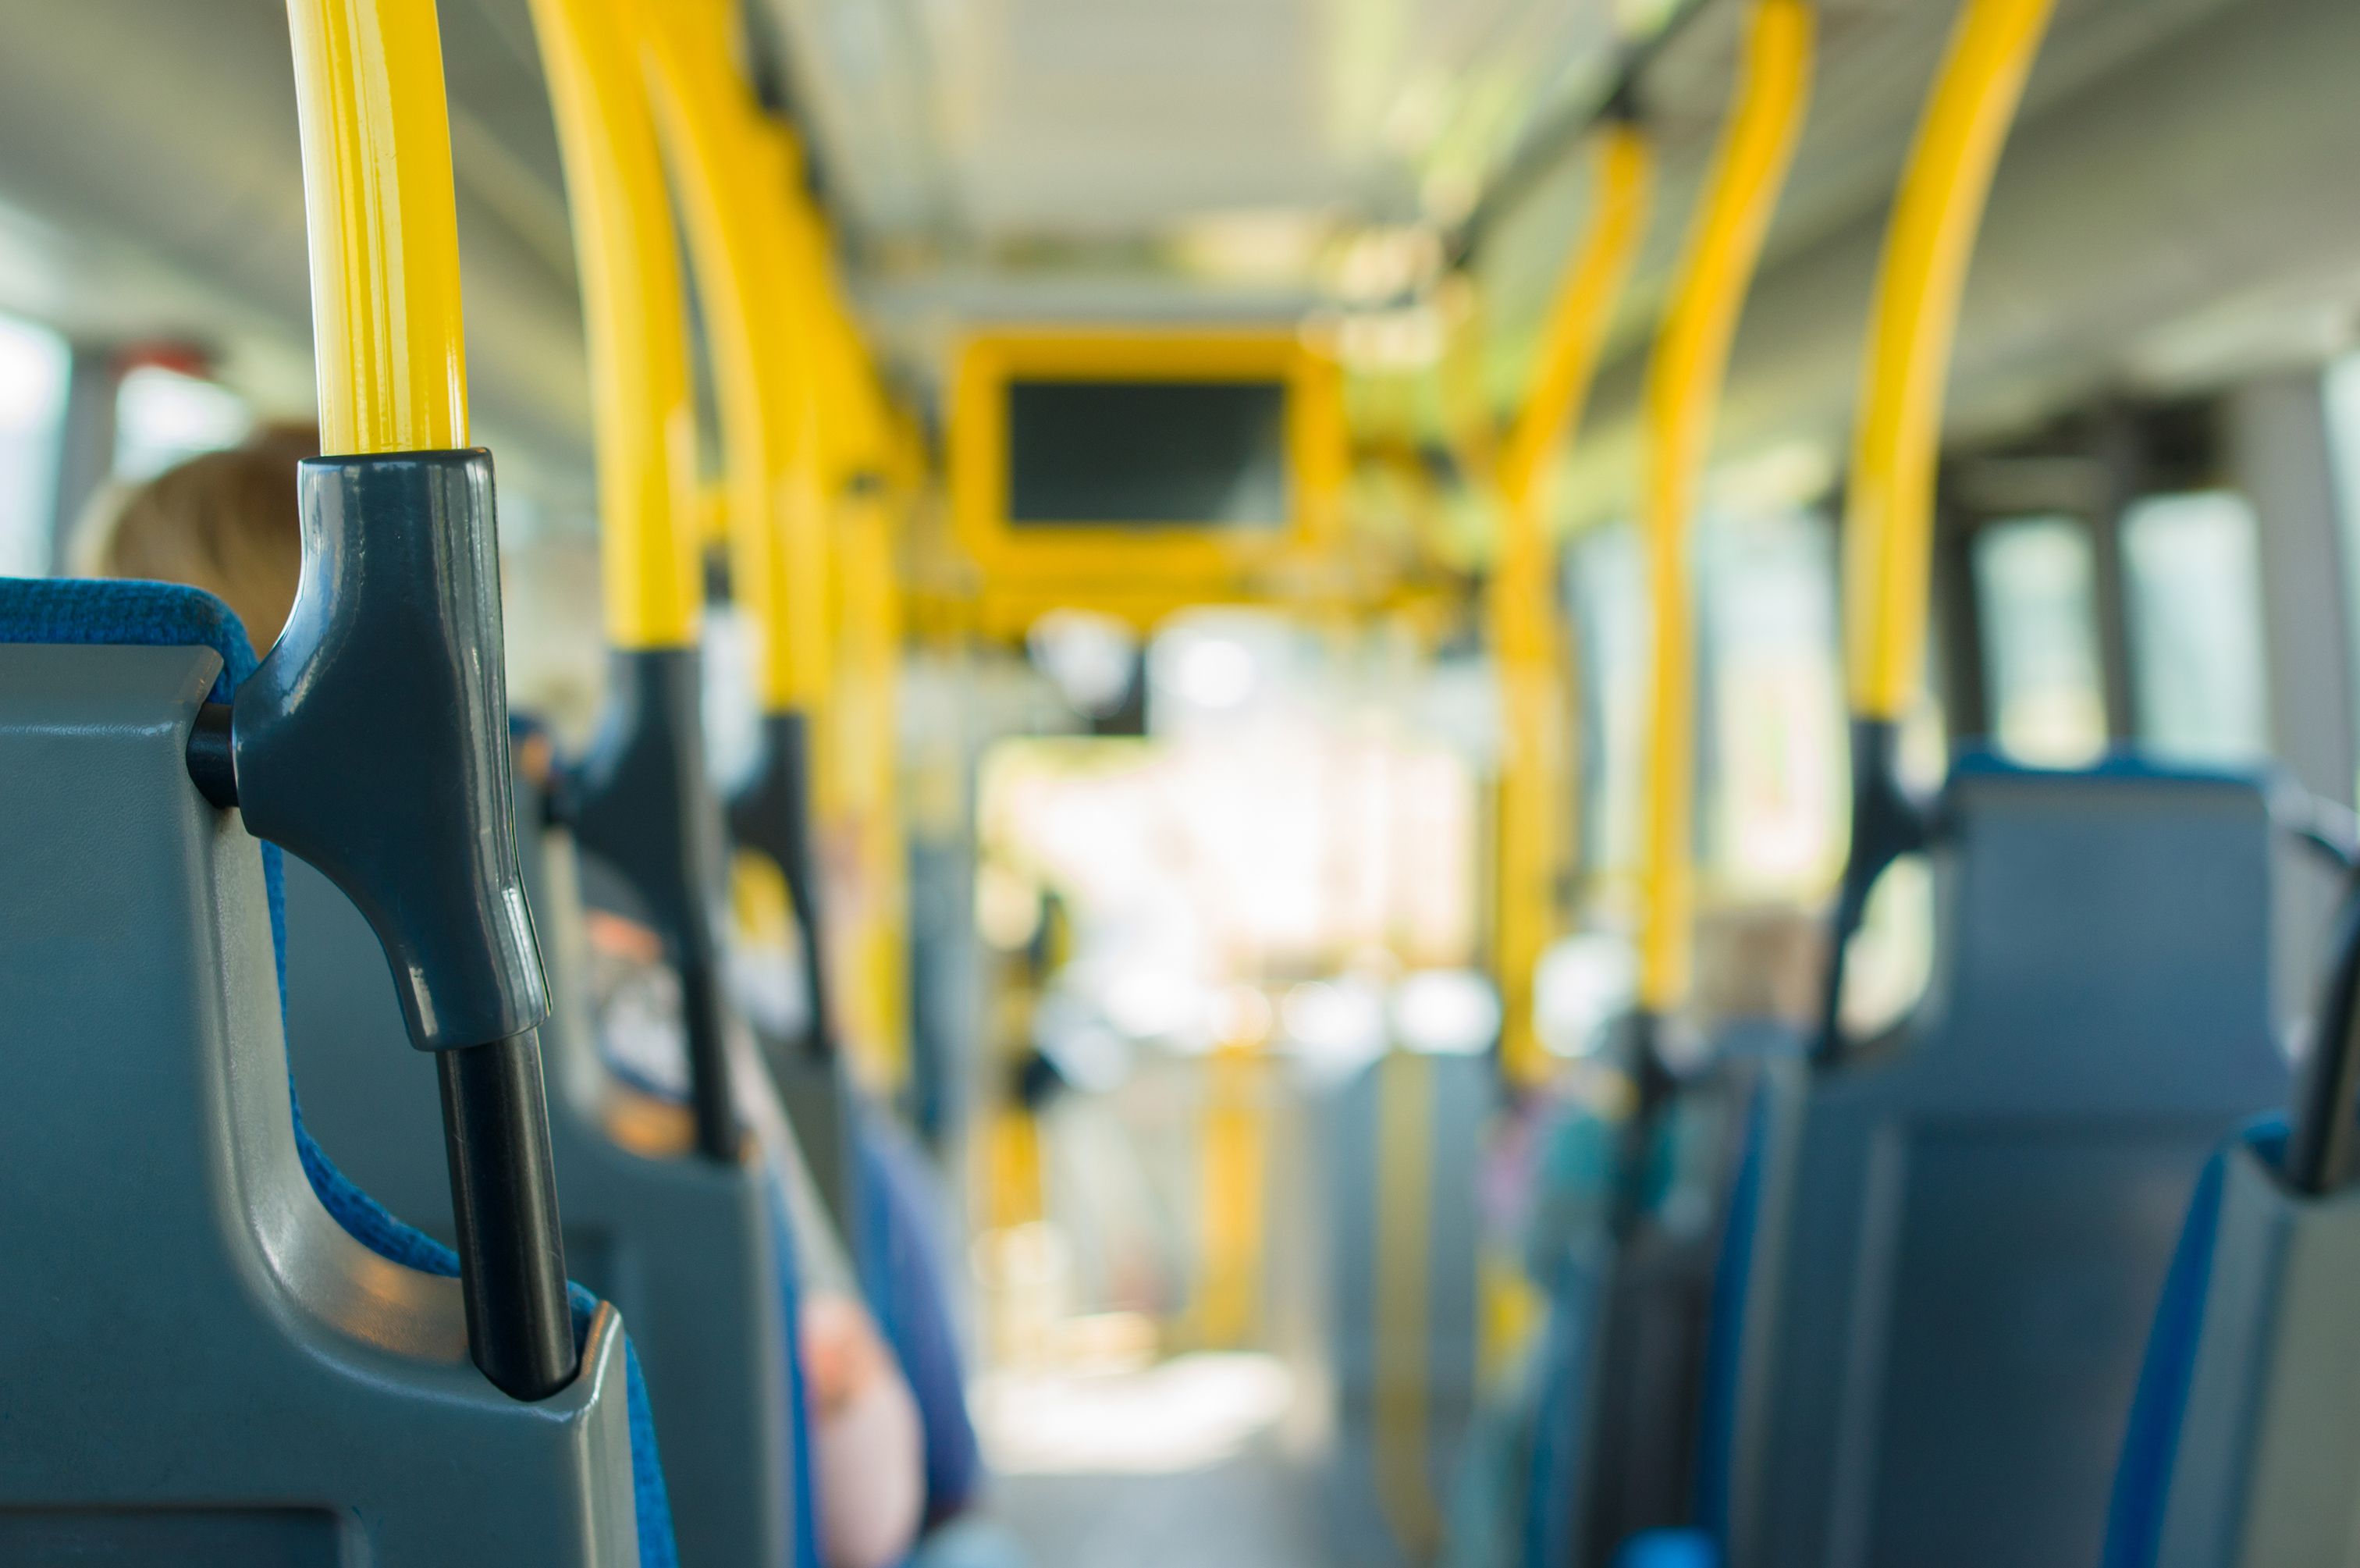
[0,642,640,1566]
[1724,763,2289,1568]
[286,766,798,1568]
[1319,1047,1487,1565]
[2111,1125,2360,1567]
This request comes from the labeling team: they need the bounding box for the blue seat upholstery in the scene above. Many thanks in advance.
[1690,758,2286,1568]
[855,1102,984,1526]
[1614,1529,1720,1568]
[1693,1072,1774,1548]
[0,576,679,1567]
[762,1161,829,1568]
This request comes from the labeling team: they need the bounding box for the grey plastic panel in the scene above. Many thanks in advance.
[0,643,639,1566]
[1726,768,2289,1568]
[286,765,796,1568]
[2152,1143,2360,1567]
[1319,1048,1487,1566]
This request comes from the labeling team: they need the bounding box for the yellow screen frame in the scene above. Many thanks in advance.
[951,327,1346,617]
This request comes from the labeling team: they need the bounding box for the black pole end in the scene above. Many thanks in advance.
[437,1032,577,1401]
[187,701,237,809]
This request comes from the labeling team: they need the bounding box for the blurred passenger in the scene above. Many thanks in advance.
[86,434,931,1568]
[74,423,317,645]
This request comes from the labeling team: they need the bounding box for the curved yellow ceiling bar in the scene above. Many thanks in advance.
[526,0,700,652]
[640,1,836,711]
[1491,120,1655,1087]
[1845,0,2058,721]
[1634,0,1814,1016]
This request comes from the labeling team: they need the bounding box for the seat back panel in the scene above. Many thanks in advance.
[0,641,639,1566]
[1724,766,2288,1568]
[2147,1141,2360,1566]
[286,773,796,1568]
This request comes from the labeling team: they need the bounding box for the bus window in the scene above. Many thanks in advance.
[1972,514,2106,766]
[2325,354,2360,785]
[0,313,69,577]
[2122,491,2268,764]
[1700,506,1844,898]
[112,364,251,483]
[1569,521,1644,897]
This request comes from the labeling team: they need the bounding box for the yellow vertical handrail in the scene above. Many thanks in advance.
[1496,123,1658,520]
[1197,1030,1267,1349]
[526,0,699,651]
[834,483,913,1090]
[761,128,842,711]
[1634,0,1814,1015]
[1489,121,1655,1086]
[1814,0,2055,1063]
[285,0,469,453]
[638,0,835,711]
[1371,1049,1441,1556]
[1845,0,2057,720]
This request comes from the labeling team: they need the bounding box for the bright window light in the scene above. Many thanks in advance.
[113,364,251,483]
[0,313,69,577]
[1164,633,1258,710]
[1390,968,1500,1056]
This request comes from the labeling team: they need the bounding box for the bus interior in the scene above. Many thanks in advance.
[2,0,2360,1565]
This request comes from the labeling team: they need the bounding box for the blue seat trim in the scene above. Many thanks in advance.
[1521,1242,1605,1568]
[2101,1115,2288,1568]
[1691,1073,1770,1547]
[1946,747,2270,791]
[0,576,678,1566]
[762,1162,828,1568]
[854,1104,983,1526]
[1612,1527,1719,1568]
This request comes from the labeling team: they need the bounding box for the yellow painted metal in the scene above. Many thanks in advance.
[827,488,912,1091]
[1489,122,1655,1085]
[1634,0,1814,1014]
[1846,0,2057,720]
[949,328,1348,607]
[527,0,700,650]
[283,0,469,453]
[1495,123,1657,520]
[985,1103,1045,1232]
[640,0,836,708]
[1197,1034,1267,1349]
[1371,1049,1441,1556]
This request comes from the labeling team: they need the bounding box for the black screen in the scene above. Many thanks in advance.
[1005,378,1289,528]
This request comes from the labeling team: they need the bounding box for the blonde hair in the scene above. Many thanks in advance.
[80,424,318,645]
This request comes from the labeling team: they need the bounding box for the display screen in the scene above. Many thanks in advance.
[1005,377,1289,528]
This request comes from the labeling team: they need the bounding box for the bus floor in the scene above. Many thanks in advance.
[977,1355,1335,1568]
[990,1441,1330,1568]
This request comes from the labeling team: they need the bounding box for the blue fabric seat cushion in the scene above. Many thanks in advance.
[0,576,679,1566]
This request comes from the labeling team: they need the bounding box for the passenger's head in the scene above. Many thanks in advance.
[78,424,318,645]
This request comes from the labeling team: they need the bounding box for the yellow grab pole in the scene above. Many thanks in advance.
[1846,0,2056,721]
[1633,0,1813,1017]
[1496,122,1657,519]
[754,124,841,711]
[1489,121,1655,1086]
[639,0,835,711]
[526,0,699,651]
[1818,0,2054,1062]
[531,0,750,1167]
[835,483,912,1091]
[285,0,469,453]
[1371,1049,1441,1556]
[1197,1026,1267,1349]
